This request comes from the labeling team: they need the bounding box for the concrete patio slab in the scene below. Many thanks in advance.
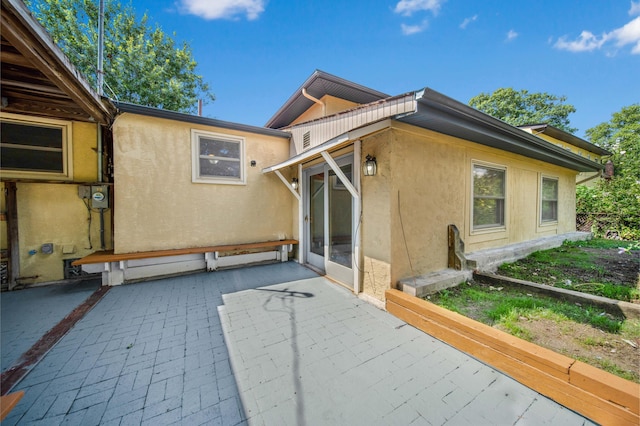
[1,263,595,425]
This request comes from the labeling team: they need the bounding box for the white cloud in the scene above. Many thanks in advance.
[178,0,265,20]
[506,29,518,41]
[459,15,477,29]
[554,30,607,52]
[394,0,445,17]
[630,1,640,16]
[554,16,640,54]
[401,20,429,35]
[611,16,640,53]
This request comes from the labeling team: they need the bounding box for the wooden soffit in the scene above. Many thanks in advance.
[0,0,115,124]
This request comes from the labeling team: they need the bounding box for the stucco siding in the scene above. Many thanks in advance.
[361,131,393,298]
[291,95,360,127]
[16,183,111,283]
[388,128,467,286]
[361,123,580,291]
[112,113,293,253]
[72,121,100,182]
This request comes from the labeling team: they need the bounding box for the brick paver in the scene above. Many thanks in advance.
[2,263,595,425]
[1,279,100,372]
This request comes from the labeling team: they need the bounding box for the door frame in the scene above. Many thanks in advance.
[301,144,361,293]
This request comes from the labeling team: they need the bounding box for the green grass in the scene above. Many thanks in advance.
[430,283,623,334]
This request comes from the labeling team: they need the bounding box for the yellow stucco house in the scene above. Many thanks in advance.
[1,0,610,305]
[76,71,606,305]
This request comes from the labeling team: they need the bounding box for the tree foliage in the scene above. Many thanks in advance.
[469,88,577,133]
[577,105,640,240]
[25,0,214,114]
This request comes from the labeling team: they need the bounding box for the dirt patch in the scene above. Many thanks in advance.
[498,245,640,302]
[496,317,640,382]
[572,247,639,287]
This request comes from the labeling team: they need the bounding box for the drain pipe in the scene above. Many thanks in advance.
[302,88,325,117]
[97,0,106,249]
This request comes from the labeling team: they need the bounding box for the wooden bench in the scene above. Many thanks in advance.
[1,390,24,421]
[72,240,298,286]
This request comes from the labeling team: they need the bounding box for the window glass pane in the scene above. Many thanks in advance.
[541,201,557,221]
[328,164,352,268]
[0,147,64,172]
[541,178,558,222]
[199,158,240,178]
[542,178,558,200]
[1,122,63,149]
[473,165,505,229]
[473,166,505,197]
[473,199,504,228]
[199,138,239,159]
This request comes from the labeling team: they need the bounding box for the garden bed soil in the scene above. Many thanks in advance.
[498,246,639,302]
[491,244,639,382]
[495,317,639,382]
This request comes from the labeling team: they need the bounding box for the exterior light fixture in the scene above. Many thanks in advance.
[363,155,377,176]
[291,177,299,190]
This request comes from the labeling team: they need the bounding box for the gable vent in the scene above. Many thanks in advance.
[302,131,311,150]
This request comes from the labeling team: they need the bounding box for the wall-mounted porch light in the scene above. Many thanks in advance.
[291,177,299,190]
[363,155,377,176]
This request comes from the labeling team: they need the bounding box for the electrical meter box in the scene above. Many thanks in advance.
[90,185,109,208]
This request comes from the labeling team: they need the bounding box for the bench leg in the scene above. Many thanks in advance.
[205,252,219,271]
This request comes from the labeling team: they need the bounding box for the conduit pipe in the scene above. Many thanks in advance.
[302,88,325,117]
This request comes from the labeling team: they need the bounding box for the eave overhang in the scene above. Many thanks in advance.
[518,123,612,157]
[0,0,115,124]
[116,102,291,139]
[265,70,389,130]
[399,89,605,173]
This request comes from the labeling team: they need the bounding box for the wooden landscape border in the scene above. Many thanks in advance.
[386,289,640,426]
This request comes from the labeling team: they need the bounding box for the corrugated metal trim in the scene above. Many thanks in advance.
[262,119,391,173]
[116,102,291,139]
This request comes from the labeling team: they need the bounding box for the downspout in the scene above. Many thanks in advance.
[302,88,325,117]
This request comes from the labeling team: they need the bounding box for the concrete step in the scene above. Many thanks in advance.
[399,268,472,298]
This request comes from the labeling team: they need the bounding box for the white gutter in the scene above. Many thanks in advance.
[302,88,325,117]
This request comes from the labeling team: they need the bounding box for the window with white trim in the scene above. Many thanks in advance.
[0,117,71,179]
[192,130,245,184]
[472,163,506,230]
[540,176,558,222]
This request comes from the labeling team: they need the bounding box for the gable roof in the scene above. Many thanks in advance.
[0,0,115,124]
[265,70,389,129]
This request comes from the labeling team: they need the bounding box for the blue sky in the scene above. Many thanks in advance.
[132,0,640,138]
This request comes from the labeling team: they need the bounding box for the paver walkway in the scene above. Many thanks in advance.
[1,279,100,372]
[2,263,594,425]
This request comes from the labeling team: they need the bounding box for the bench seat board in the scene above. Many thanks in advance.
[72,240,298,265]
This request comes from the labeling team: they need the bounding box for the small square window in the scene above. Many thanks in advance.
[192,130,245,184]
[472,164,506,230]
[0,117,71,179]
[541,177,558,222]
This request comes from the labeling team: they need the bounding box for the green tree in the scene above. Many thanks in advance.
[577,105,640,240]
[469,88,577,133]
[25,0,214,114]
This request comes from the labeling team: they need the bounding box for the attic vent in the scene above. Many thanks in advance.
[303,131,311,150]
